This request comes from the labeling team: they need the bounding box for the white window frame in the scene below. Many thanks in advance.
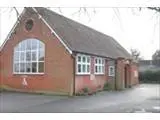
[76,54,91,75]
[13,38,45,74]
[108,66,115,76]
[94,57,105,74]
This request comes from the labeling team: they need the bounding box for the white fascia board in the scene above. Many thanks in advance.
[0,8,26,52]
[32,7,72,55]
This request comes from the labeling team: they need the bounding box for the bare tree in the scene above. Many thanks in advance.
[152,50,160,60]
[130,49,141,61]
[148,7,160,13]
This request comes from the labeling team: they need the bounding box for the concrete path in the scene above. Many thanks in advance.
[0,84,160,113]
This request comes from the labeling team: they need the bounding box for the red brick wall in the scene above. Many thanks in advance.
[130,63,139,85]
[116,59,125,90]
[0,9,74,95]
[125,64,131,87]
[0,51,2,86]
[75,56,107,93]
[116,59,139,90]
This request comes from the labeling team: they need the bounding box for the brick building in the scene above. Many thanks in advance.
[0,7,139,95]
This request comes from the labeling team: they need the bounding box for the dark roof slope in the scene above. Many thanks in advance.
[34,7,131,59]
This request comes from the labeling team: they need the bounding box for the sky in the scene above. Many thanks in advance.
[0,7,159,60]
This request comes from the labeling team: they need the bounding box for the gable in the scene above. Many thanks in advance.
[0,8,72,55]
[1,7,131,59]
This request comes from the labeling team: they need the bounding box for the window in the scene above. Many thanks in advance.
[25,19,34,31]
[108,66,115,76]
[76,54,91,74]
[94,57,105,74]
[13,38,45,74]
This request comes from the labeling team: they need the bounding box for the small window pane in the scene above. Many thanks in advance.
[26,62,31,72]
[38,62,44,72]
[31,40,37,50]
[98,66,100,73]
[102,59,104,64]
[32,62,37,73]
[82,64,86,73]
[32,51,37,61]
[14,63,19,72]
[82,56,86,63]
[39,42,44,50]
[20,41,26,51]
[100,59,102,64]
[100,66,102,73]
[110,67,113,73]
[87,57,90,63]
[109,66,115,76]
[87,65,90,73]
[38,50,44,61]
[78,64,81,73]
[26,52,31,61]
[20,52,25,61]
[26,39,31,50]
[95,59,97,64]
[78,56,81,62]
[20,63,25,72]
[14,52,19,62]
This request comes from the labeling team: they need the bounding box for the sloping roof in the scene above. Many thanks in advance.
[34,7,131,59]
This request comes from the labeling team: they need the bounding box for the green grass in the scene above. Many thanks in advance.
[0,85,13,91]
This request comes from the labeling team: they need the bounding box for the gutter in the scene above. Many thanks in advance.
[115,59,117,90]
[71,53,76,95]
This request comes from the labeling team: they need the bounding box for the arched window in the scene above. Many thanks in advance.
[13,38,45,74]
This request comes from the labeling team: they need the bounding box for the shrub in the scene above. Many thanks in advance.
[82,87,90,93]
[139,70,160,83]
[96,85,102,92]
[75,87,91,96]
[103,82,111,90]
[75,90,84,96]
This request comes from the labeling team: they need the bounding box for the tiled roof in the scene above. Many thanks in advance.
[34,7,131,59]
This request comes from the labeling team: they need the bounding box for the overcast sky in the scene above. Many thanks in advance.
[0,7,159,60]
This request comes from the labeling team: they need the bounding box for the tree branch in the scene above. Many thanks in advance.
[13,7,20,19]
[148,7,160,13]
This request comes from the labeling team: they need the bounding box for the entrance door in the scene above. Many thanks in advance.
[124,65,128,88]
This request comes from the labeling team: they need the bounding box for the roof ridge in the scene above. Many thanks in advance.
[38,7,114,38]
[43,7,130,55]
[34,7,131,59]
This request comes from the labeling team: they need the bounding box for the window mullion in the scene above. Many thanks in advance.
[19,51,21,73]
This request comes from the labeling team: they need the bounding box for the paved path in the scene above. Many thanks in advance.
[0,84,160,113]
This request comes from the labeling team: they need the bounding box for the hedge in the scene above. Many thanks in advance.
[139,70,160,83]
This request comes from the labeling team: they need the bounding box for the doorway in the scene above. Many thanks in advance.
[124,65,129,88]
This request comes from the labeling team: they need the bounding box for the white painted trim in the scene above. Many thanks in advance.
[13,72,44,75]
[32,7,72,54]
[108,66,115,77]
[94,57,105,74]
[0,9,26,51]
[76,54,91,75]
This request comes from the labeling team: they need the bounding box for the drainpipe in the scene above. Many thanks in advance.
[115,59,117,90]
[71,52,76,96]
